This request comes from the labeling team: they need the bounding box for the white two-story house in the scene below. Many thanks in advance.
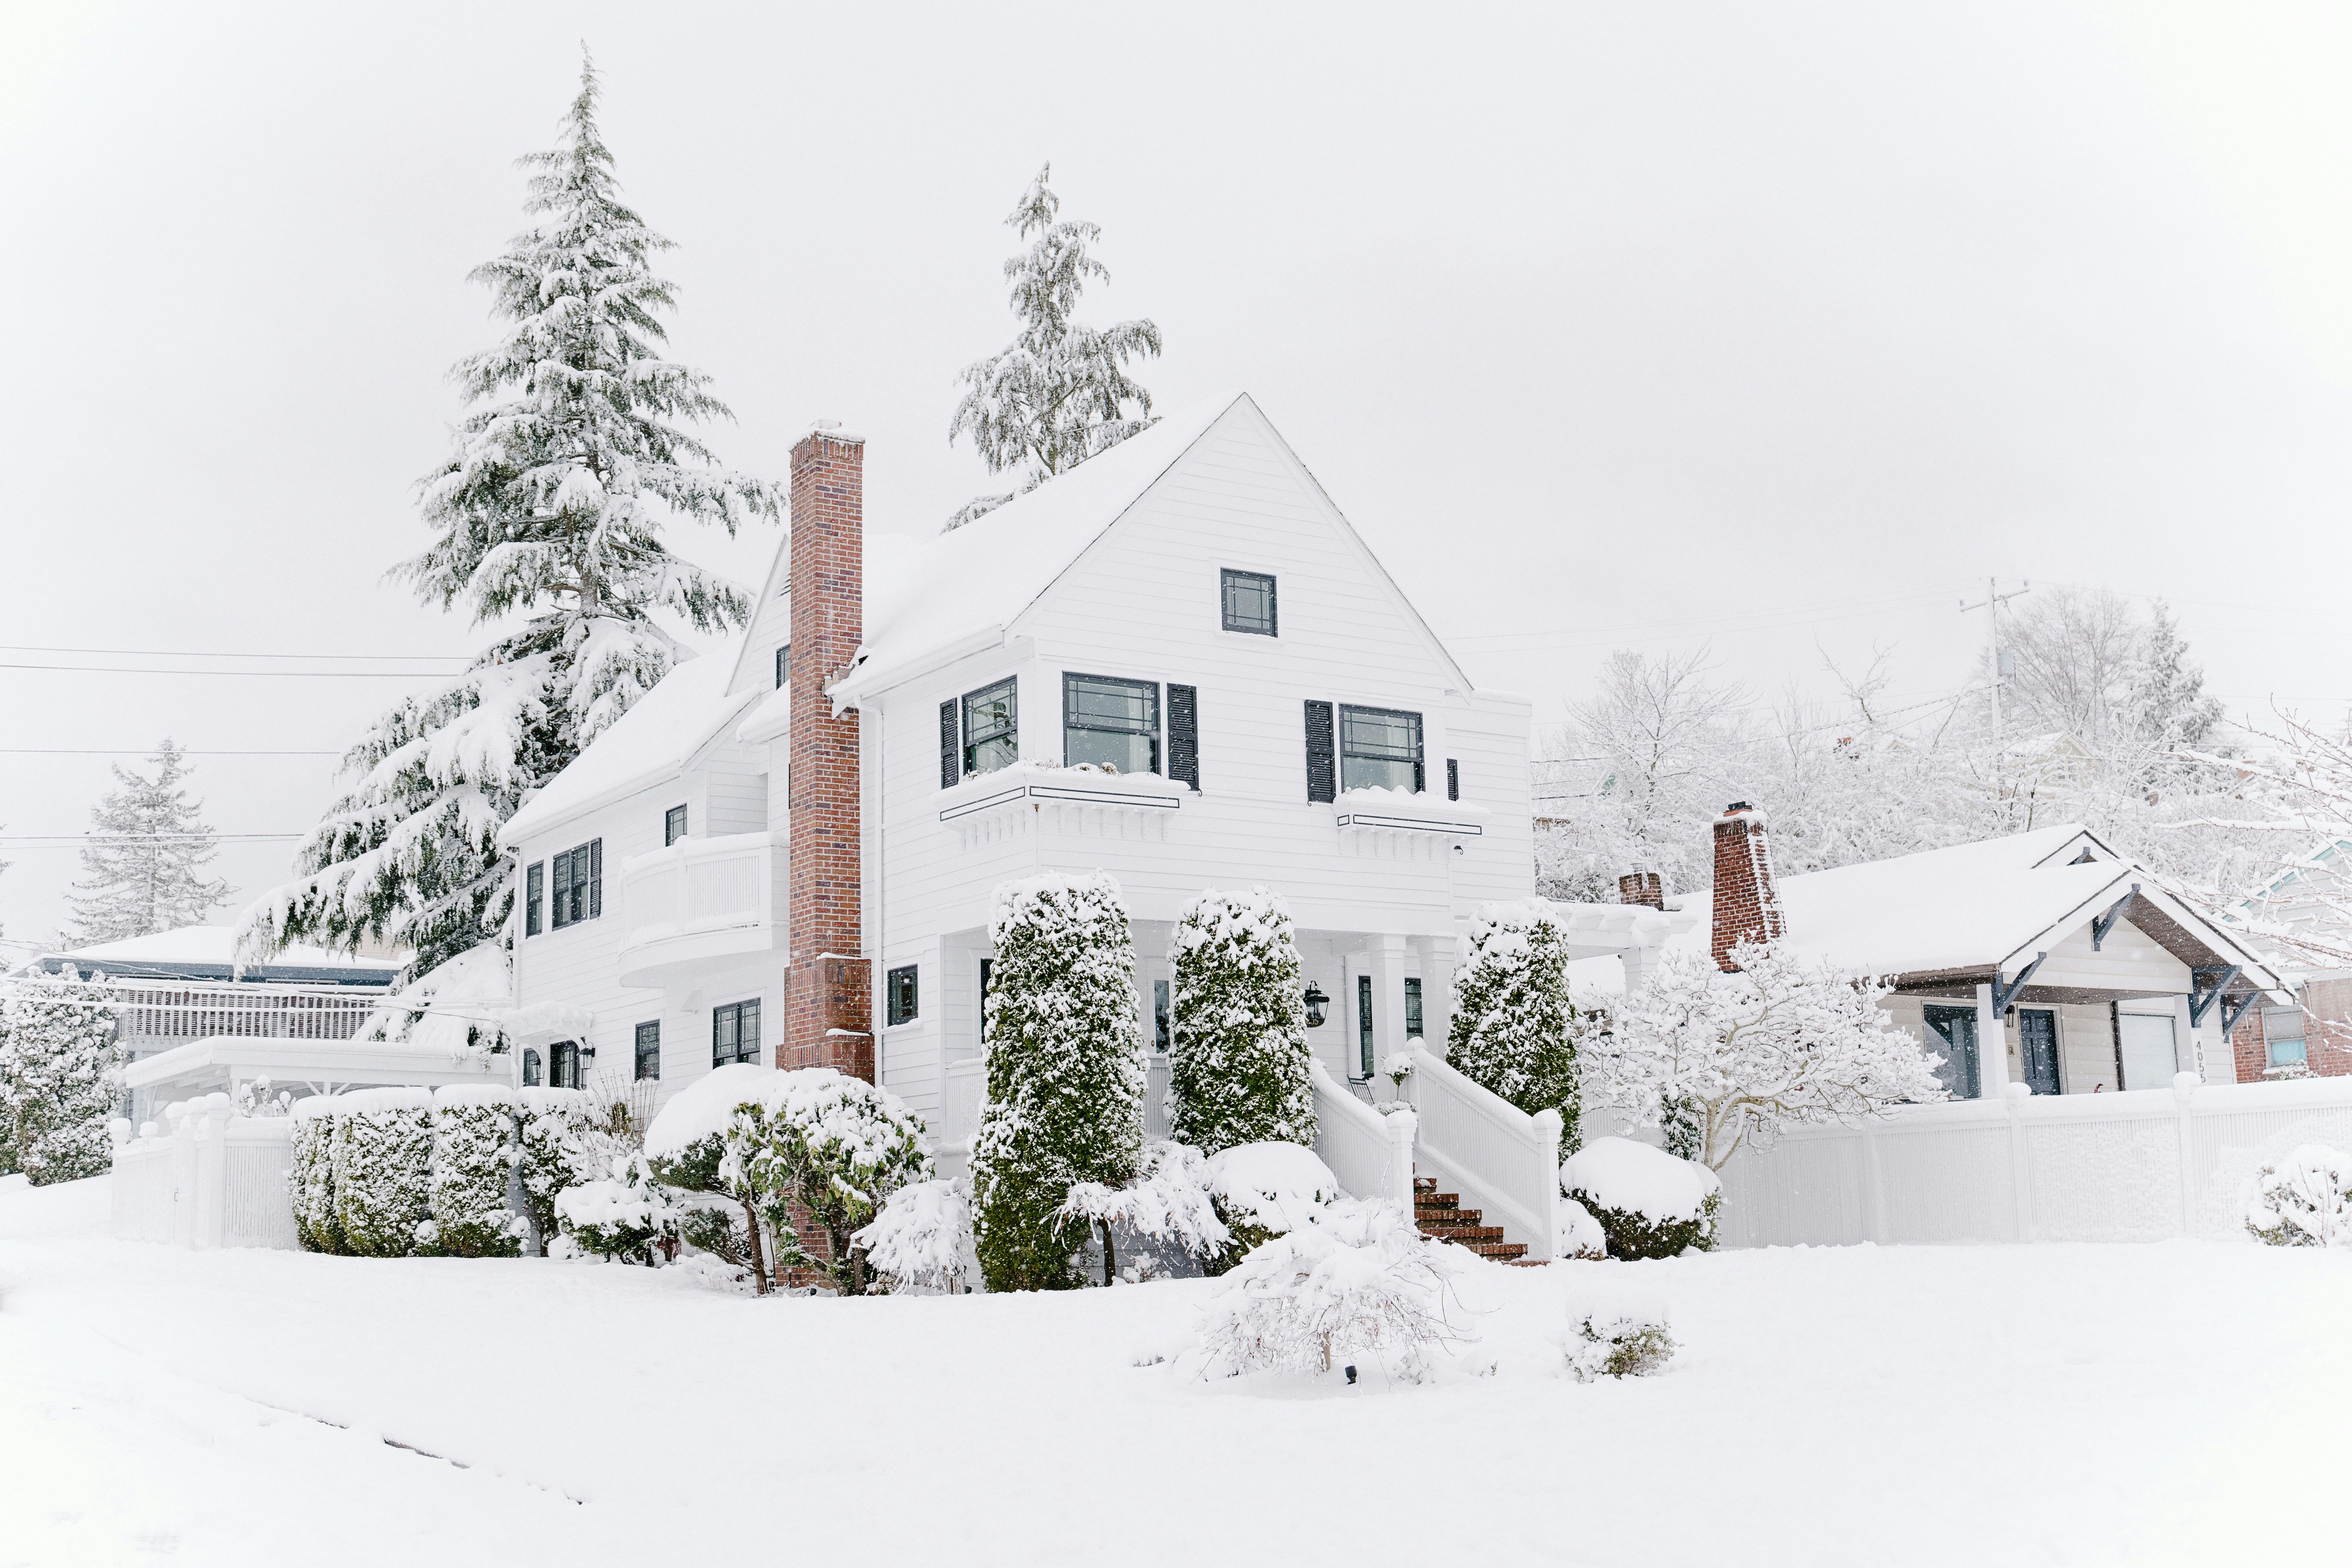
[499,391,1556,1176]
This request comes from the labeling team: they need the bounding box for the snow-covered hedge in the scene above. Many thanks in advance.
[0,966,123,1185]
[2245,1144,2352,1247]
[731,1068,934,1293]
[971,872,1145,1291]
[856,1177,972,1294]
[557,1153,684,1264]
[1561,1137,1720,1260]
[289,1094,346,1253]
[430,1084,525,1257]
[518,1087,597,1256]
[1197,1198,1468,1380]
[332,1087,435,1257]
[1448,902,1580,1146]
[1167,888,1316,1156]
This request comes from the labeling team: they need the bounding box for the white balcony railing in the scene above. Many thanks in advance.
[617,832,788,988]
[1405,1040,1561,1260]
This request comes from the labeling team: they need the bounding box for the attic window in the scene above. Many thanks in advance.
[1221,570,1277,636]
[775,645,790,689]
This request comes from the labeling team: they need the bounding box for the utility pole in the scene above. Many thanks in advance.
[1960,576,2031,739]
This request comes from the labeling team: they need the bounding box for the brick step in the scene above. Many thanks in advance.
[1413,1172,1530,1263]
[1421,1223,1506,1244]
[1417,1203,1481,1225]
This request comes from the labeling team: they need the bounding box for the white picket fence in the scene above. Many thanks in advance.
[1717,1076,2352,1248]
[1404,1041,1562,1261]
[1309,1060,1416,1206]
[109,1094,298,1250]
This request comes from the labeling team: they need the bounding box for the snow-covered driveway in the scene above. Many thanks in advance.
[3,1177,2344,1567]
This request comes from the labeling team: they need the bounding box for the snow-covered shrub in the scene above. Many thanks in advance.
[430,1084,524,1257]
[288,1094,347,1254]
[233,1075,292,1118]
[0,967,124,1186]
[732,1069,934,1294]
[1059,1140,1233,1283]
[1167,888,1315,1156]
[1205,1140,1341,1271]
[1448,902,1581,1148]
[1561,1137,1720,1260]
[1556,1197,1607,1261]
[518,1086,597,1255]
[972,872,1145,1292]
[644,1063,787,1293]
[856,1177,972,1294]
[557,1153,684,1264]
[2245,1145,2352,1247]
[1567,1306,1676,1382]
[1196,1198,1469,1379]
[332,1087,435,1257]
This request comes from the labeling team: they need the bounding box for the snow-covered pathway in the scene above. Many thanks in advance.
[3,1177,2345,1567]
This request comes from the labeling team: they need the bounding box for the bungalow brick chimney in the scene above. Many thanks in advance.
[1617,869,1664,911]
[1710,801,1784,971]
[782,421,872,1080]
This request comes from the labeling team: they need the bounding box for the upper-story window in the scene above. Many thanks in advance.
[962,677,1018,778]
[1221,569,1277,636]
[524,862,544,936]
[775,644,790,689]
[1339,706,1424,793]
[665,804,688,846]
[1063,673,1158,775]
[550,839,602,929]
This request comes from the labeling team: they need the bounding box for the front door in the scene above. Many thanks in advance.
[2018,1009,2061,1094]
[1922,1005,1980,1099]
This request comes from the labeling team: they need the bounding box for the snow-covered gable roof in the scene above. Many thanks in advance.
[501,653,758,847]
[38,926,400,985]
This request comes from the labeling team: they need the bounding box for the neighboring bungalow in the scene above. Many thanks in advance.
[2220,833,2352,1079]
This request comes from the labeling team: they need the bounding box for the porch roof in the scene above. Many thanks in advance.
[125,1034,505,1096]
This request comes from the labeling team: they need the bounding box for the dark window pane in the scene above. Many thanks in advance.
[522,1048,541,1086]
[887,965,919,1026]
[1154,980,1170,1052]
[665,805,687,847]
[1063,673,1159,775]
[635,1021,660,1081]
[1357,974,1374,1077]
[1405,977,1424,1040]
[962,678,1018,777]
[525,862,543,936]
[775,644,790,689]
[1339,706,1424,793]
[1221,569,1277,636]
[712,999,760,1067]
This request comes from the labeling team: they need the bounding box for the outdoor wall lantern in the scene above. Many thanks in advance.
[1303,982,1330,1029]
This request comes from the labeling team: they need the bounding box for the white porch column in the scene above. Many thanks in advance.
[1372,934,1410,1079]
[1974,982,2012,1099]
[2172,993,2203,1083]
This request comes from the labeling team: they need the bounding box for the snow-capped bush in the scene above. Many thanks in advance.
[557,1153,684,1265]
[233,1075,292,1118]
[1205,1141,1342,1271]
[518,1086,597,1256]
[1167,888,1316,1156]
[1196,1198,1469,1380]
[731,1069,934,1294]
[856,1177,973,1294]
[644,1063,782,1293]
[1059,1140,1233,1282]
[0,967,123,1185]
[2245,1145,2352,1247]
[1448,902,1580,1146]
[430,1084,524,1257]
[1556,1197,1607,1261]
[332,1087,435,1257]
[1561,1137,1721,1260]
[288,1094,346,1254]
[1566,1304,1677,1382]
[972,872,1145,1292]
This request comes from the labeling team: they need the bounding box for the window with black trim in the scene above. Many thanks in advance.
[1221,569,1277,636]
[550,1041,582,1090]
[1446,759,1460,802]
[634,1021,661,1081]
[713,998,761,1068]
[1063,673,1159,775]
[1339,706,1425,793]
[1154,980,1171,1052]
[665,805,687,846]
[522,1048,542,1086]
[979,957,993,1044]
[775,644,790,689]
[1405,977,1424,1041]
[961,678,1017,777]
[886,965,919,1026]
[550,839,602,928]
[524,862,544,936]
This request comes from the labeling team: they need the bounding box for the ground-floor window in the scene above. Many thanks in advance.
[522,1048,542,1086]
[550,1041,582,1089]
[1922,1005,1979,1099]
[1404,976,1424,1042]
[634,1020,661,1081]
[2265,1006,2308,1070]
[1357,974,1375,1077]
[713,998,761,1068]
[2116,1011,2178,1091]
[1154,980,1170,1052]
[886,965,918,1027]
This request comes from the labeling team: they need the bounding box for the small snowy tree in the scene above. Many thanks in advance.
[1059,1139,1234,1284]
[517,1087,598,1255]
[240,53,779,981]
[856,1177,972,1294]
[64,739,230,946]
[734,1069,934,1295]
[943,164,1162,529]
[0,968,122,1185]
[557,1152,684,1265]
[1167,888,1315,1156]
[2245,1145,2352,1247]
[1448,902,1580,1148]
[971,872,1145,1290]
[1585,939,1947,1172]
[1195,1199,1469,1380]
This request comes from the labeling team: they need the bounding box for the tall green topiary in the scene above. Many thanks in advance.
[1168,887,1316,1156]
[288,1095,347,1253]
[972,872,1144,1291]
[1448,901,1580,1150]
[332,1088,434,1257]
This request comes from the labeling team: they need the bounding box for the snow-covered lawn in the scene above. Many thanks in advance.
[4,1179,2345,1568]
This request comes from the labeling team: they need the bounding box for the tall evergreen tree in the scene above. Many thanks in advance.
[0,968,122,1184]
[240,53,779,980]
[65,739,229,946]
[944,164,1162,530]
[1167,888,1316,1155]
[1448,903,1581,1149]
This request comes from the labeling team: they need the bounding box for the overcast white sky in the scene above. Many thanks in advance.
[2,1,2349,949]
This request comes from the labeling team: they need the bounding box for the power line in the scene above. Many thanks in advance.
[0,643,466,663]
[0,833,305,846]
[1439,589,1953,648]
[0,662,455,679]
[0,748,342,757]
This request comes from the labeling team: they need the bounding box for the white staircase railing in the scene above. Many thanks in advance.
[1405,1041,1560,1261]
[1310,1059,1415,1206]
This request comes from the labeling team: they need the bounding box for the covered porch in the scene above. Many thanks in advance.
[122,1034,506,1124]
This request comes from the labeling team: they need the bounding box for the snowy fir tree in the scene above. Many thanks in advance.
[970,872,1145,1290]
[64,739,230,947]
[1167,888,1316,1156]
[943,164,1162,529]
[1583,939,1946,1172]
[0,968,122,1185]
[239,53,779,981]
[1447,902,1580,1147]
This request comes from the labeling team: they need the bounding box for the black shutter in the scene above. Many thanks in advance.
[1446,758,1460,801]
[1167,683,1199,789]
[588,839,603,919]
[940,699,959,788]
[1304,700,1336,803]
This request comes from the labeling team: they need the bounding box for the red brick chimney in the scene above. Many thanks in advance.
[782,422,872,1079]
[1710,801,1784,971]
[1617,869,1664,911]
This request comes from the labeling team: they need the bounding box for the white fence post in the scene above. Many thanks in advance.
[1384,1106,1417,1208]
[2172,1075,2199,1238]
[1530,1107,1562,1262]
[192,1096,233,1249]
[165,1101,196,1248]
[2002,1084,2033,1243]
